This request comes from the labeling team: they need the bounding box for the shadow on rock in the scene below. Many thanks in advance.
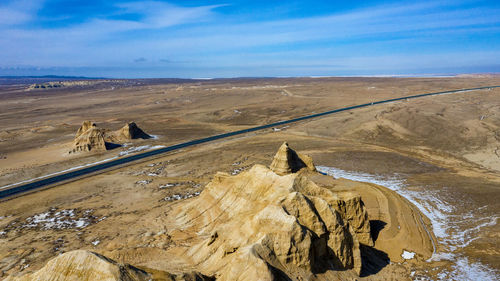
[370,220,387,242]
[268,264,293,281]
[360,244,390,277]
[105,142,122,150]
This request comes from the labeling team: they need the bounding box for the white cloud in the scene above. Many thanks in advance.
[116,1,223,28]
[0,0,498,76]
[0,0,44,26]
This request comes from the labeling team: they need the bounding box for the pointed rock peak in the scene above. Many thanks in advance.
[75,120,97,139]
[118,122,151,140]
[270,142,316,175]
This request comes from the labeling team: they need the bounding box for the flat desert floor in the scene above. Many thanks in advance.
[0,77,499,280]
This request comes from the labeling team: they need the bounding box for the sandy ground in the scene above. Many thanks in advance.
[0,77,499,280]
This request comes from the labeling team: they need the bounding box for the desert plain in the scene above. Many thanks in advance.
[0,76,499,280]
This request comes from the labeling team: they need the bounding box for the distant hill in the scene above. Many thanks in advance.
[0,75,108,86]
[0,75,106,79]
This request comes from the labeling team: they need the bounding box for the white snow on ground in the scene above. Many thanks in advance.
[135,180,152,185]
[21,209,95,230]
[317,166,499,281]
[402,250,416,259]
[272,126,290,132]
[159,183,176,189]
[164,191,200,201]
[118,145,165,156]
[445,257,500,281]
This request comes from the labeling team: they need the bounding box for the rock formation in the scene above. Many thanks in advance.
[112,122,151,141]
[5,250,151,281]
[69,121,151,153]
[171,144,372,280]
[5,250,215,281]
[270,142,316,175]
[70,126,107,153]
[75,120,96,139]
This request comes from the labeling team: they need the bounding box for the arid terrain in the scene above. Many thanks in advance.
[0,76,499,280]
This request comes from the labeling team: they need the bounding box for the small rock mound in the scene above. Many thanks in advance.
[5,250,150,281]
[270,142,316,175]
[115,122,151,141]
[172,143,372,280]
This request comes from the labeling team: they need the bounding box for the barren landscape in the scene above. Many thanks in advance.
[0,76,499,280]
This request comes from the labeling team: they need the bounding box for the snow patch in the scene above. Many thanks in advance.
[18,208,97,230]
[135,180,152,185]
[119,145,165,156]
[164,191,200,201]
[402,250,415,259]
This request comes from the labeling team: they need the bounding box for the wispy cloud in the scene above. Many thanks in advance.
[116,1,224,29]
[0,0,44,26]
[0,0,499,77]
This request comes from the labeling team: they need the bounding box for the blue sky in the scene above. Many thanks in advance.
[0,0,499,78]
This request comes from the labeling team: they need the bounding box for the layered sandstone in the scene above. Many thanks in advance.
[5,250,215,281]
[75,121,96,139]
[70,127,107,153]
[5,250,151,281]
[171,153,372,280]
[270,142,316,175]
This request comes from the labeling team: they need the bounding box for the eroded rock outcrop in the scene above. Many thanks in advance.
[171,143,372,280]
[270,142,316,175]
[69,121,151,153]
[70,126,107,153]
[111,122,151,142]
[5,250,151,281]
[5,250,215,281]
[75,120,96,139]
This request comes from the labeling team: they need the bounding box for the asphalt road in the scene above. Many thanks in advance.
[1,85,498,199]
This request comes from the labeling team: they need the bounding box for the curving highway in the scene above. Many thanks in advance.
[1,85,498,199]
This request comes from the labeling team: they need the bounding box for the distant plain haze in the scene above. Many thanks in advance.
[0,0,499,78]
